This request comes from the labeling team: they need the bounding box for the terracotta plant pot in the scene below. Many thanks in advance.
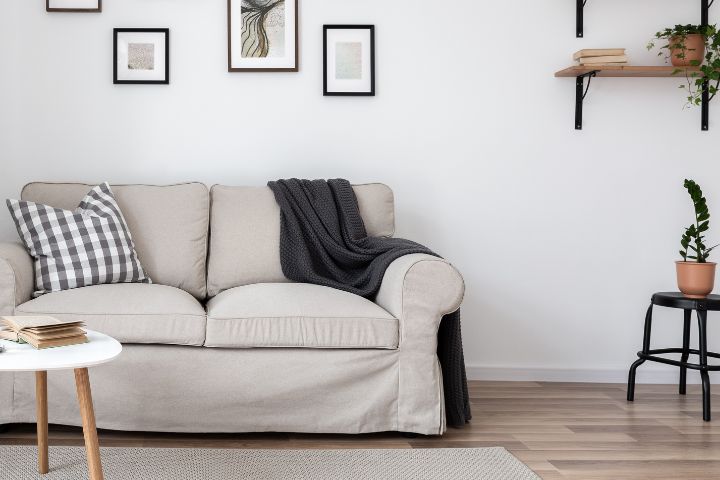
[676,261,717,298]
[670,34,706,67]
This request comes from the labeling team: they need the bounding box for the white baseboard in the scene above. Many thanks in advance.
[466,364,715,384]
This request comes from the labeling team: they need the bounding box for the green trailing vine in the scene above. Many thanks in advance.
[680,179,718,263]
[648,24,720,108]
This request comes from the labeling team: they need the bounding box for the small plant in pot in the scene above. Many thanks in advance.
[677,179,719,298]
[648,24,720,108]
[648,24,708,66]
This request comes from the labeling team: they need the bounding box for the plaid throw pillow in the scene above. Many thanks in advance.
[6,182,151,296]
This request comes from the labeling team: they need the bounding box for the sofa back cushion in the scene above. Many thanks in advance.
[207,183,395,297]
[21,182,209,299]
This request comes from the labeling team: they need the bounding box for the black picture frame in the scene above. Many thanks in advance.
[113,28,170,85]
[227,0,299,72]
[323,25,375,96]
[46,0,101,12]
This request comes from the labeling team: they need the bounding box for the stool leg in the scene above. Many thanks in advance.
[702,371,711,422]
[698,310,711,421]
[641,303,654,353]
[628,303,653,401]
[680,309,692,395]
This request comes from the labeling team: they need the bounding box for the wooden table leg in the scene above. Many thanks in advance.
[74,368,104,480]
[35,371,48,474]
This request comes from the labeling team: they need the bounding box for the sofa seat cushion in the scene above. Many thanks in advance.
[205,283,398,349]
[15,284,207,346]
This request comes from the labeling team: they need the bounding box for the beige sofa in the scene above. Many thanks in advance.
[0,182,464,435]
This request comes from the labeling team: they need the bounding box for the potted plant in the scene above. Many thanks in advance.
[648,24,720,108]
[677,179,718,298]
[649,24,707,66]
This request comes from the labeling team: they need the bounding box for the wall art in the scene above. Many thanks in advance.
[47,0,101,12]
[228,0,298,72]
[114,28,169,85]
[323,25,375,96]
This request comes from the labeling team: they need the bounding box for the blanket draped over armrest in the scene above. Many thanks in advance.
[268,178,471,427]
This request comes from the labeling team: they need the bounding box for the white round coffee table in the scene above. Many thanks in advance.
[0,330,121,480]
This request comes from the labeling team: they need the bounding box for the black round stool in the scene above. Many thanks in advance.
[627,292,720,421]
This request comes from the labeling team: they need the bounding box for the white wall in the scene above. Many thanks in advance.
[2,0,719,383]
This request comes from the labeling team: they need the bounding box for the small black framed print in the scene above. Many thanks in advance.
[113,29,170,85]
[46,0,101,12]
[323,25,375,96]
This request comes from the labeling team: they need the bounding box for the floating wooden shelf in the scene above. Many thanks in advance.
[568,0,713,130]
[555,65,703,78]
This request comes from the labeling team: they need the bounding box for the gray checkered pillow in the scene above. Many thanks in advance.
[6,182,151,296]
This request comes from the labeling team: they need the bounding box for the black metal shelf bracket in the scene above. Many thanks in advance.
[702,80,710,131]
[575,71,597,130]
[702,0,715,27]
[577,0,588,38]
[702,0,713,130]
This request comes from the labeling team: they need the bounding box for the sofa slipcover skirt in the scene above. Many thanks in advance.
[0,344,446,435]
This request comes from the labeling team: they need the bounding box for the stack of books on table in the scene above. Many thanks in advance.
[0,316,87,349]
[574,48,628,67]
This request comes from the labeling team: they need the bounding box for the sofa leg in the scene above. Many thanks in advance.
[0,424,9,434]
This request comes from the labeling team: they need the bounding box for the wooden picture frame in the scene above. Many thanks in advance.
[227,0,299,72]
[113,28,170,85]
[323,25,375,96]
[46,0,101,12]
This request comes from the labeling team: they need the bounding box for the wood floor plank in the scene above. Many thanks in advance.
[533,471,566,480]
[516,448,720,461]
[551,460,720,480]
[567,424,678,435]
[2,381,719,479]
[512,433,637,443]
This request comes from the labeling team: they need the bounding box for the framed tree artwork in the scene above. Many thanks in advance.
[227,0,298,72]
[323,25,375,96]
[113,29,170,85]
[46,0,101,12]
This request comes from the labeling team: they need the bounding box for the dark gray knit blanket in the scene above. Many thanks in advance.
[268,178,471,427]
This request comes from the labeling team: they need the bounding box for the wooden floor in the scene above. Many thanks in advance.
[2,381,719,479]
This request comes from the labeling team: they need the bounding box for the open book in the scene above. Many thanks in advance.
[0,316,87,349]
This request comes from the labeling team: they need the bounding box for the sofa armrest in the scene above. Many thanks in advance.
[0,242,34,314]
[375,253,464,433]
[375,253,465,349]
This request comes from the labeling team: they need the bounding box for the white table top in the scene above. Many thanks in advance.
[0,330,121,372]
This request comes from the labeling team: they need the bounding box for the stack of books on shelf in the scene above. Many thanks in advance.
[574,48,628,66]
[0,316,87,349]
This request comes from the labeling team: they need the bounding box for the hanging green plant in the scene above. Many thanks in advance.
[648,24,720,108]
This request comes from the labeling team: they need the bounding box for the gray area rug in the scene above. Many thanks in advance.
[0,446,540,480]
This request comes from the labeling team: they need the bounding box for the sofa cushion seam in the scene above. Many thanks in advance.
[15,311,207,318]
[207,315,396,321]
[205,343,398,349]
